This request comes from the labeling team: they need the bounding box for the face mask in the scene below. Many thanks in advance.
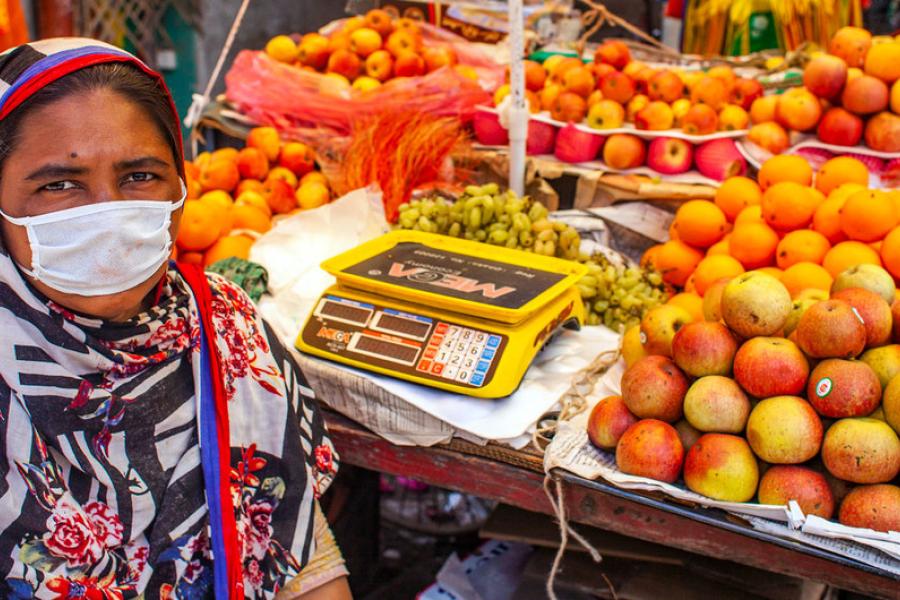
[0,182,186,296]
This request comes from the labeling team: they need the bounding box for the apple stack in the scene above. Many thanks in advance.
[588,267,900,534]
[748,26,900,155]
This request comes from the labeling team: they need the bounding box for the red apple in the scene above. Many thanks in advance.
[758,465,835,518]
[671,321,737,377]
[803,55,849,100]
[586,395,639,449]
[554,123,604,163]
[616,419,684,483]
[620,355,688,423]
[795,299,867,359]
[646,137,694,176]
[733,337,809,398]
[278,141,315,177]
[807,359,882,418]
[831,287,892,348]
[817,107,864,146]
[730,78,764,110]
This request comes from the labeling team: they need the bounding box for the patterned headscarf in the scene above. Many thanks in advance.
[0,39,337,599]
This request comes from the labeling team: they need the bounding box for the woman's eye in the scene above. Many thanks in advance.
[41,180,78,192]
[124,172,158,184]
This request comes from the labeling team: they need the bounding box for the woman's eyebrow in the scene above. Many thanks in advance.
[114,156,171,171]
[25,164,88,181]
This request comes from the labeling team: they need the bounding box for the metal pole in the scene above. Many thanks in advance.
[507,0,527,197]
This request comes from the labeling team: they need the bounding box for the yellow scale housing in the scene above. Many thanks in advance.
[296,230,588,398]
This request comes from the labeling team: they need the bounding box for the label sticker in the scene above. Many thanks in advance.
[815,377,833,398]
[639,331,647,344]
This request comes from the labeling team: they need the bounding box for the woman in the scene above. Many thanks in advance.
[0,38,350,599]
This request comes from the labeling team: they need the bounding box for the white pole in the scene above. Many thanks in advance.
[507,0,527,197]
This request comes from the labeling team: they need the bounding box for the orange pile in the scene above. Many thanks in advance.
[644,154,900,304]
[176,126,333,266]
[264,10,475,94]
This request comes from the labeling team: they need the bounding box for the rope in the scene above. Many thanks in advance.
[543,475,617,600]
[532,347,620,452]
[184,0,252,153]
[576,1,679,58]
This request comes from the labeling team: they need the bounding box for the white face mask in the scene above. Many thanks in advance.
[0,182,186,296]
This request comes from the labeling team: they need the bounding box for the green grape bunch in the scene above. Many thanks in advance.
[396,185,667,330]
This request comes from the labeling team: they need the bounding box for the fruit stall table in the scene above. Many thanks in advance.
[322,409,900,599]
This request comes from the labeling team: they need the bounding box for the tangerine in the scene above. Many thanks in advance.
[706,237,730,256]
[734,205,764,225]
[692,255,745,296]
[776,230,831,269]
[815,156,869,196]
[672,200,728,248]
[840,189,897,242]
[762,182,818,231]
[656,240,703,287]
[822,240,882,277]
[758,155,813,190]
[879,226,900,279]
[204,235,255,266]
[176,201,222,251]
[780,262,834,297]
[667,292,704,322]
[729,221,779,269]
[232,204,273,234]
[714,176,762,222]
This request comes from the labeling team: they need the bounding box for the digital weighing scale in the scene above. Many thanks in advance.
[295,230,588,398]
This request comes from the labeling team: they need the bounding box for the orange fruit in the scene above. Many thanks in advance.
[706,237,730,256]
[232,204,272,234]
[199,158,241,192]
[754,266,784,279]
[864,41,900,84]
[656,240,704,287]
[812,183,865,243]
[880,226,900,279]
[761,182,818,231]
[814,156,869,196]
[728,221,779,269]
[667,292,704,321]
[684,274,698,294]
[176,201,222,251]
[775,230,831,269]
[840,189,897,242]
[780,262,834,297]
[758,155,813,190]
[641,244,664,270]
[734,205,764,225]
[822,240,882,277]
[204,234,255,266]
[235,190,272,217]
[200,190,235,232]
[692,255,745,296]
[672,200,728,248]
[714,176,762,222]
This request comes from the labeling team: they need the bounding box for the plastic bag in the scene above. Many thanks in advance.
[224,22,502,145]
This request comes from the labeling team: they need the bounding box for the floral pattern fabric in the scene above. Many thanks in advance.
[0,256,337,599]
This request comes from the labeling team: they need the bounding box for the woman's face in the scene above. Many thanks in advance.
[0,88,183,321]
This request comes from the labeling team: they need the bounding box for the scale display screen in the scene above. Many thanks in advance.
[303,294,507,389]
[341,242,565,310]
[317,297,373,326]
[349,334,420,366]
[371,312,432,341]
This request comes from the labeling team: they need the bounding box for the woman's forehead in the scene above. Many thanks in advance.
[12,89,173,158]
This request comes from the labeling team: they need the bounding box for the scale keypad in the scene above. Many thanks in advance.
[415,323,502,387]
